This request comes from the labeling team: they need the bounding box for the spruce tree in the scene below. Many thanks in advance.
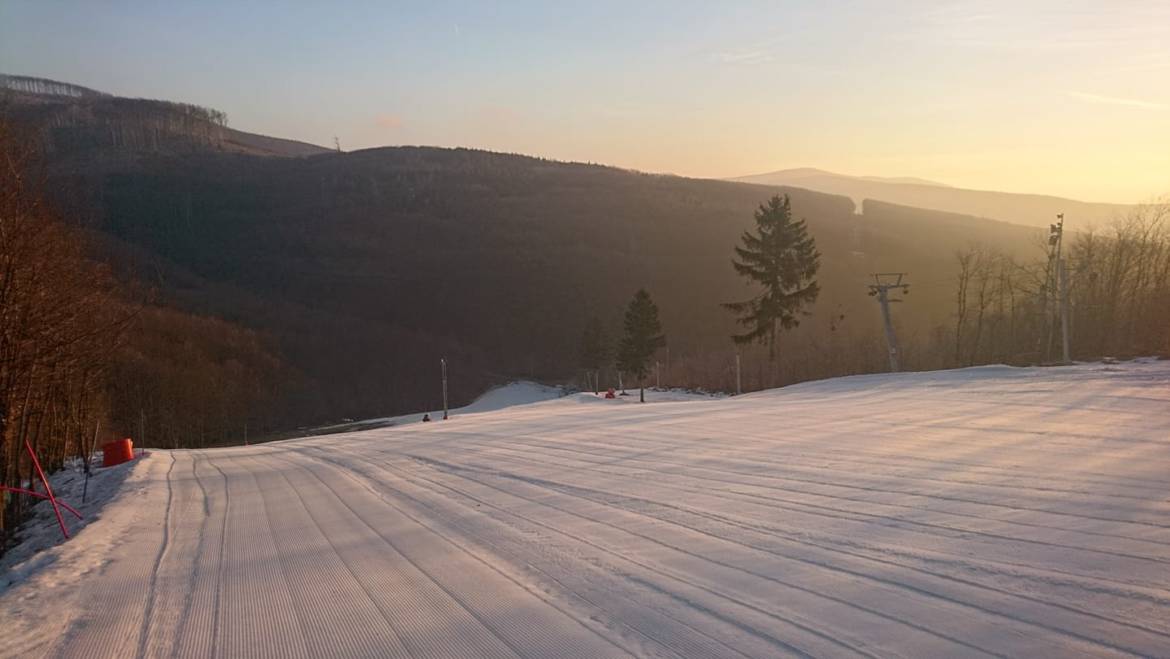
[578,316,610,394]
[724,194,821,360]
[617,289,666,403]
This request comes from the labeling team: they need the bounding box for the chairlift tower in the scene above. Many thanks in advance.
[868,273,910,372]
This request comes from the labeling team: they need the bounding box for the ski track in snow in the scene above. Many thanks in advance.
[2,361,1169,658]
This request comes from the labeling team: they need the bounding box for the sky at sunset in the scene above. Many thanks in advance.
[3,1,1168,202]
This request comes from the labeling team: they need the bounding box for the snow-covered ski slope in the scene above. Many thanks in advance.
[3,360,1169,658]
[308,381,573,434]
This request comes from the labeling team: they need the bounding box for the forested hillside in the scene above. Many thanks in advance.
[77,146,1053,419]
[3,76,1164,453]
[1,73,327,159]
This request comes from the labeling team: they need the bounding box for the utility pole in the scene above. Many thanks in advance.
[868,273,909,372]
[655,361,661,389]
[440,357,449,420]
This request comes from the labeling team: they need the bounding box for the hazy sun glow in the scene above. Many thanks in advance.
[3,0,1167,202]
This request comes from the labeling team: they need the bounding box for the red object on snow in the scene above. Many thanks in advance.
[605,388,617,399]
[102,438,135,467]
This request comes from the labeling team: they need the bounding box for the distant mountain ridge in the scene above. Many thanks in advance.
[730,168,1133,229]
[746,167,951,188]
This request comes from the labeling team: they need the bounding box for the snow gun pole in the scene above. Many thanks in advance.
[1059,257,1071,365]
[735,353,742,395]
[441,357,449,420]
[25,439,70,540]
[1045,214,1065,362]
[83,421,99,503]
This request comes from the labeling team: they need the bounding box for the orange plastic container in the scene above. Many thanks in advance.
[102,438,134,467]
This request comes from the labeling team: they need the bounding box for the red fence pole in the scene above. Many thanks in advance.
[25,440,69,540]
[0,485,83,519]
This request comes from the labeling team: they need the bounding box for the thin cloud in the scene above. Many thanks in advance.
[472,104,521,132]
[375,114,404,129]
[713,48,774,65]
[710,30,795,66]
[1067,91,1166,110]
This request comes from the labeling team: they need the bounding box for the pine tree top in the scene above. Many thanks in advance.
[617,289,666,379]
[724,194,821,354]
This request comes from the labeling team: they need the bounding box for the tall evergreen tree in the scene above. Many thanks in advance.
[724,194,821,360]
[617,289,666,403]
[578,316,610,394]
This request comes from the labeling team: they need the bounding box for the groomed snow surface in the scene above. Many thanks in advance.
[2,361,1169,658]
[307,381,574,434]
[307,380,721,435]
